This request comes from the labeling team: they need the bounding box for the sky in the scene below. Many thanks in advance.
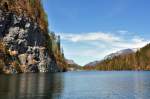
[42,0,150,66]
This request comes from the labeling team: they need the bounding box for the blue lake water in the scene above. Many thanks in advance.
[0,71,150,99]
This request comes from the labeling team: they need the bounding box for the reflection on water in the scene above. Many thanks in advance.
[0,73,64,99]
[0,71,150,99]
[133,72,150,99]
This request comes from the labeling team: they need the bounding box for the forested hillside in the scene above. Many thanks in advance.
[84,44,150,71]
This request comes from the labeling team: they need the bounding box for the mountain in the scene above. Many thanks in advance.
[0,0,67,74]
[85,48,137,67]
[85,61,101,67]
[84,60,101,70]
[66,59,82,71]
[104,48,138,59]
[83,46,150,71]
[66,59,77,65]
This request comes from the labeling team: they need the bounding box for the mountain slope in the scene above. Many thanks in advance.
[66,59,82,71]
[84,46,150,71]
[85,61,101,67]
[0,0,67,74]
[104,48,137,59]
[84,48,137,67]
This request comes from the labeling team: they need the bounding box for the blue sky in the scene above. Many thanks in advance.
[42,0,150,65]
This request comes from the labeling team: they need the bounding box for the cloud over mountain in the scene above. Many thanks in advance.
[58,31,150,65]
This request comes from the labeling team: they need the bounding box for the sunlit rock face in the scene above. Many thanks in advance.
[0,9,61,74]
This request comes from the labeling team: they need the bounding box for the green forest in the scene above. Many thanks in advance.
[84,44,150,71]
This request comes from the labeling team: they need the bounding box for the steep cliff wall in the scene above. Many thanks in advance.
[0,0,67,74]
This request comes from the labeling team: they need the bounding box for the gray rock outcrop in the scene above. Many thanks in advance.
[0,9,61,74]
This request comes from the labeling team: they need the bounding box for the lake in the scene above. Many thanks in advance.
[0,71,150,99]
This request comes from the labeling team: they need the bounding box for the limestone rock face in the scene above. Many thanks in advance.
[0,9,61,74]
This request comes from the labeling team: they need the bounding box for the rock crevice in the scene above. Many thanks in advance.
[0,9,62,74]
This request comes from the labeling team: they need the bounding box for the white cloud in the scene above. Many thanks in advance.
[59,32,121,42]
[59,31,149,49]
[113,41,149,49]
[113,36,149,48]
[132,36,145,43]
[58,31,150,65]
[117,30,128,35]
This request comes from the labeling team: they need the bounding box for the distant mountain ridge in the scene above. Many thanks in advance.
[85,61,101,67]
[66,59,82,71]
[104,48,138,59]
[84,45,150,70]
[85,48,137,67]
[66,59,78,65]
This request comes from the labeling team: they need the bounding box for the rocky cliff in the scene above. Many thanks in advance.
[0,0,67,74]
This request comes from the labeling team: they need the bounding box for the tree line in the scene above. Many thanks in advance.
[84,44,150,71]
